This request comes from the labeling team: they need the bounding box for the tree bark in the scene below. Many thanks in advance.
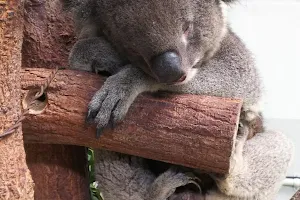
[22,0,76,69]
[0,1,34,199]
[25,144,90,200]
[21,2,86,199]
[21,68,242,174]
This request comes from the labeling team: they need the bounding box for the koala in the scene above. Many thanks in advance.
[65,0,262,136]
[62,0,294,199]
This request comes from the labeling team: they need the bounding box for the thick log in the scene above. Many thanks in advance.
[0,1,34,199]
[21,68,242,174]
[25,144,90,200]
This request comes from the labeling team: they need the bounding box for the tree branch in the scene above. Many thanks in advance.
[21,68,242,174]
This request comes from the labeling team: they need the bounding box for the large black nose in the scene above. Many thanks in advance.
[151,51,186,83]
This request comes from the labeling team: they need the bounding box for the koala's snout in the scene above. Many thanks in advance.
[151,51,186,84]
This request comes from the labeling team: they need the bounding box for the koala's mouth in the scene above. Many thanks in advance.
[171,68,198,86]
[165,74,187,86]
[175,75,187,83]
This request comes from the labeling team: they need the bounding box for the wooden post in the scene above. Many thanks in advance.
[0,1,34,199]
[21,1,90,199]
[22,0,76,69]
[25,144,90,200]
[21,68,242,174]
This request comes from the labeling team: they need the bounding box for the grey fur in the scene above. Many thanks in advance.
[94,149,199,200]
[69,37,127,75]
[63,0,294,199]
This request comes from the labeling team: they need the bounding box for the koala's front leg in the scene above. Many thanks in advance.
[87,66,159,137]
[69,37,127,75]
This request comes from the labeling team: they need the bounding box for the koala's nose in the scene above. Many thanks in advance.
[151,51,186,83]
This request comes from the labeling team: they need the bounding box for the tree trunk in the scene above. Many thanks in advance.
[21,2,89,199]
[0,1,34,199]
[22,0,76,69]
[21,68,242,174]
[25,144,90,200]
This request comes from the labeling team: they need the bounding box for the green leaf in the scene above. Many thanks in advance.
[87,148,103,200]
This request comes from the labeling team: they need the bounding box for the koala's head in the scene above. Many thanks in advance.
[97,0,235,84]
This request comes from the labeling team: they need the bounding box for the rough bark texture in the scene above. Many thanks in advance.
[22,0,76,69]
[21,68,242,174]
[25,144,90,200]
[0,1,34,199]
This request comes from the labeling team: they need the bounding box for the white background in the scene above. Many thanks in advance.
[228,0,300,120]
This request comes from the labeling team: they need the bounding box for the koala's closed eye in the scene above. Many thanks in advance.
[182,21,193,38]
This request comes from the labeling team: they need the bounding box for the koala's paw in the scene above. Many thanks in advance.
[149,169,201,200]
[86,73,138,138]
[163,170,200,190]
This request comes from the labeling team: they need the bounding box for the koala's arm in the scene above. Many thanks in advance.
[63,0,127,74]
[94,149,155,200]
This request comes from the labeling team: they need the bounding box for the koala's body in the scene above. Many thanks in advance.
[62,0,294,199]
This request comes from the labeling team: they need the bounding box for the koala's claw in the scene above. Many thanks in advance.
[96,127,104,138]
[86,109,98,124]
[86,109,106,138]
[95,107,118,138]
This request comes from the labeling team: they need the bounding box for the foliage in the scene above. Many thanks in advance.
[87,148,103,200]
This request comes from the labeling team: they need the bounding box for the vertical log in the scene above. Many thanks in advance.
[22,0,76,69]
[0,0,34,199]
[21,1,89,199]
[25,144,90,200]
